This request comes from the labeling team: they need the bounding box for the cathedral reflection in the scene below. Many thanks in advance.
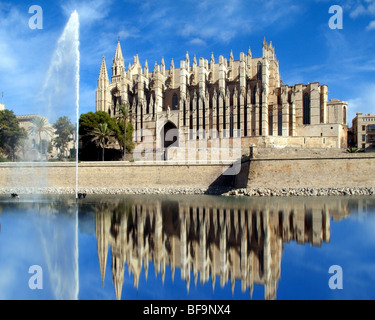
[94,196,350,300]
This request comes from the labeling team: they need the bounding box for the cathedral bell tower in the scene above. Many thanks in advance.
[110,40,125,116]
[112,40,125,82]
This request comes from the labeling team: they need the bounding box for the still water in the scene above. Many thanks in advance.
[0,194,374,300]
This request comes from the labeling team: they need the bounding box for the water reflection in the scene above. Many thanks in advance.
[1,195,373,300]
[92,195,358,300]
[0,197,79,300]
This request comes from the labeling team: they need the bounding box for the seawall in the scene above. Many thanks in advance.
[242,156,375,189]
[0,161,235,194]
[0,153,374,195]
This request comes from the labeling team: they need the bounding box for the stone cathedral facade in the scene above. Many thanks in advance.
[96,39,348,157]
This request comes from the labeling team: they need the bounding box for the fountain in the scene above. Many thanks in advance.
[40,10,80,300]
[41,10,80,200]
[25,11,80,300]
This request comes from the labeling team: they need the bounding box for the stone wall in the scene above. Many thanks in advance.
[0,154,373,194]
[0,161,234,193]
[240,135,343,149]
[244,156,375,189]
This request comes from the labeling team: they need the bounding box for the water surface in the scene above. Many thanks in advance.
[0,194,374,300]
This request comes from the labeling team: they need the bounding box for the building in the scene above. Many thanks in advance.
[352,112,375,150]
[0,103,4,111]
[96,39,348,159]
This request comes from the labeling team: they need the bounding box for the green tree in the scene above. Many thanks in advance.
[28,116,54,160]
[89,123,116,161]
[53,116,75,160]
[0,110,27,161]
[79,111,120,161]
[79,111,119,136]
[116,104,134,160]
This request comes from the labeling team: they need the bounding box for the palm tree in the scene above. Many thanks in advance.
[117,104,133,161]
[89,123,116,161]
[28,116,54,160]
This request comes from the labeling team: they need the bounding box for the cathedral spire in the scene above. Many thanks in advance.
[144,59,149,77]
[98,56,109,82]
[114,40,124,62]
[161,56,165,74]
[112,40,125,78]
[185,51,190,68]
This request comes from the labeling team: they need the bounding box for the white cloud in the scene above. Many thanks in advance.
[171,0,301,44]
[61,0,112,26]
[0,43,18,71]
[346,0,375,18]
[366,20,375,30]
[189,38,207,46]
[350,4,367,18]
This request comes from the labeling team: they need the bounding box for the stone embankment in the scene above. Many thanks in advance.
[0,147,374,197]
[1,186,374,197]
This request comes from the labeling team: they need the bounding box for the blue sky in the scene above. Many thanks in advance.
[0,0,374,125]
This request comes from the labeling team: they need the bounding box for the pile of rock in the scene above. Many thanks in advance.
[223,187,375,197]
[0,186,226,196]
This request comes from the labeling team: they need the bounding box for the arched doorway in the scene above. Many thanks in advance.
[161,121,179,148]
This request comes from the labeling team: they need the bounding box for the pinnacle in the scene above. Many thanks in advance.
[114,40,124,62]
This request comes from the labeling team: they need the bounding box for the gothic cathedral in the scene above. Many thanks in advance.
[96,39,348,157]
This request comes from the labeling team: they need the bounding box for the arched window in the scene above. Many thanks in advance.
[257,62,262,80]
[268,112,273,136]
[252,87,256,104]
[278,111,282,136]
[146,95,150,114]
[343,106,347,124]
[190,74,194,85]
[162,121,179,148]
[183,101,186,126]
[303,93,310,125]
[230,111,234,138]
[172,94,178,110]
